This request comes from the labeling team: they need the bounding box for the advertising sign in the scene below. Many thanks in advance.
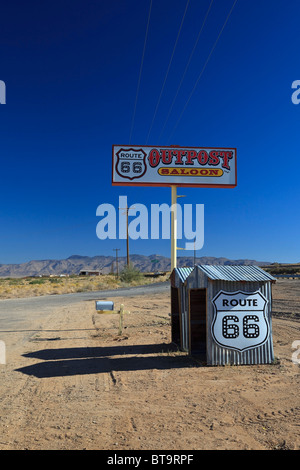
[211,291,269,352]
[112,145,237,188]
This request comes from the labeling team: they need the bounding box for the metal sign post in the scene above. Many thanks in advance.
[171,185,177,271]
[171,186,187,270]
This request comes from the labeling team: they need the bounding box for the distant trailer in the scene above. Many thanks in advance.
[170,265,276,366]
[79,270,101,276]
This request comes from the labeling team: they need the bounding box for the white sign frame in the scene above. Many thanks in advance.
[112,145,237,188]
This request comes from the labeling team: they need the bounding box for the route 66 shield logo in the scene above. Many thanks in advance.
[211,291,270,352]
[115,148,147,181]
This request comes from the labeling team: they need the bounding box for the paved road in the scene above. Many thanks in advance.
[0,282,170,330]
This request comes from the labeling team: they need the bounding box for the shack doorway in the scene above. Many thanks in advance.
[189,288,207,356]
[171,286,181,347]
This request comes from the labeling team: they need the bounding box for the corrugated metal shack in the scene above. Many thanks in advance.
[170,265,276,366]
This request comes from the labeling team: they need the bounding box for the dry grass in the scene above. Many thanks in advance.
[0,273,170,300]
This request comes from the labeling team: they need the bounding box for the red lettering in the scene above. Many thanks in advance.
[185,150,197,165]
[148,149,161,167]
[170,149,186,165]
[170,150,179,164]
[208,151,220,166]
[161,149,172,164]
[178,150,187,164]
[197,150,208,165]
[220,151,233,170]
[149,147,233,170]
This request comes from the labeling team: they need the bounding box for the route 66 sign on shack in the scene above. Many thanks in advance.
[211,291,270,352]
[170,265,276,366]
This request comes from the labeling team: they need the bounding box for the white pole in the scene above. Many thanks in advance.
[171,185,177,271]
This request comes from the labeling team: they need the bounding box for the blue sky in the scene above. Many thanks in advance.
[0,0,299,264]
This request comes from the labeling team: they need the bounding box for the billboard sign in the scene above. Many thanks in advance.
[112,145,237,188]
[211,291,270,352]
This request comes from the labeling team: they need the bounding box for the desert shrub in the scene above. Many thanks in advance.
[28,278,46,285]
[48,277,62,284]
[268,267,299,275]
[119,264,143,283]
[8,279,24,286]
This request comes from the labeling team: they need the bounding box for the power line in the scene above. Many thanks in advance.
[168,0,239,143]
[158,0,214,142]
[129,0,153,145]
[145,0,190,144]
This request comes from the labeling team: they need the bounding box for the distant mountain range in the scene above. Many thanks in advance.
[0,254,272,278]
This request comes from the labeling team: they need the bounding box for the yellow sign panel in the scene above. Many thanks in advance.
[158,167,223,177]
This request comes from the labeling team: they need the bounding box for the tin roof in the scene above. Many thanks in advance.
[197,265,276,282]
[174,265,275,282]
[175,266,194,283]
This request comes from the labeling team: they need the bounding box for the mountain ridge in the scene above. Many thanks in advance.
[0,254,272,278]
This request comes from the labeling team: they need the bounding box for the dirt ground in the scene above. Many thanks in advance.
[0,280,299,450]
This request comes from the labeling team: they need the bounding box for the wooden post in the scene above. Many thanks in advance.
[113,248,120,277]
[95,303,129,336]
[119,205,131,267]
[118,304,124,335]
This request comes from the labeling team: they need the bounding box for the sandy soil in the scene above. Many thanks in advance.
[0,280,299,450]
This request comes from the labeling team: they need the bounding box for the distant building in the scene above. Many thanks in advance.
[79,270,101,276]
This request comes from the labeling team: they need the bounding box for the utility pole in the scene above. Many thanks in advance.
[119,204,135,267]
[113,248,120,277]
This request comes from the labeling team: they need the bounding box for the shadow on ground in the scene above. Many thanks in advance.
[16,343,201,378]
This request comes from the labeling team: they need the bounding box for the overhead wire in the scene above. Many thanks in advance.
[145,0,190,145]
[129,0,153,145]
[158,0,214,143]
[167,0,239,143]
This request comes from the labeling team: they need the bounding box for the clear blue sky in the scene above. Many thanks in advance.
[0,0,299,264]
